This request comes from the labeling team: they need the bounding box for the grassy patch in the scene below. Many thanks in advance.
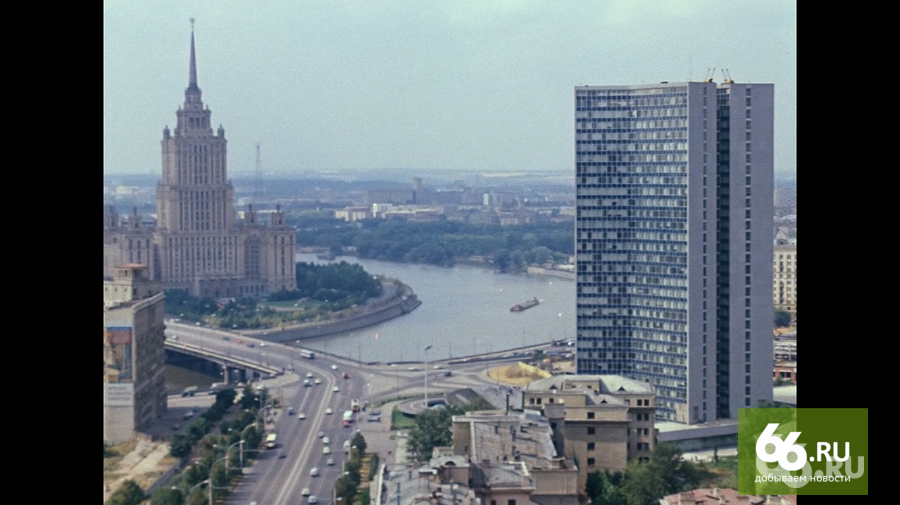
[103,440,137,473]
[391,408,416,430]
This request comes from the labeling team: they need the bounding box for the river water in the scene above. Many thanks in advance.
[293,253,576,363]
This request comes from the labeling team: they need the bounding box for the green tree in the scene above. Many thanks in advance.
[774,309,791,327]
[351,432,368,455]
[107,479,145,505]
[586,471,626,505]
[170,434,193,459]
[151,486,185,505]
[335,474,357,504]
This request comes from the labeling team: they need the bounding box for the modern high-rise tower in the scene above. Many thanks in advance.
[574,81,773,423]
[104,26,297,298]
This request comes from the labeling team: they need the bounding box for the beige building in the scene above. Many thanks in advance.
[104,264,167,443]
[451,410,580,505]
[773,238,797,314]
[103,28,297,298]
[522,375,657,492]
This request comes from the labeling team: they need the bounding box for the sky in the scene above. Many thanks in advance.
[104,1,796,177]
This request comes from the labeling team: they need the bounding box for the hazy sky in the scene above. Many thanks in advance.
[104,1,796,177]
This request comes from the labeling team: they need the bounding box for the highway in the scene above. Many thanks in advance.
[164,322,557,505]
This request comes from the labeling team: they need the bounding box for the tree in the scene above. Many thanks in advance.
[774,309,791,327]
[151,486,185,505]
[107,479,145,505]
[351,432,368,455]
[585,471,626,505]
[170,434,193,459]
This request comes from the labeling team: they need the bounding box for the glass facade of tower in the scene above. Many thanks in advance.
[575,82,774,423]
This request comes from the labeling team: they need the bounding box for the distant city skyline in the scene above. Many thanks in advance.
[104,2,796,177]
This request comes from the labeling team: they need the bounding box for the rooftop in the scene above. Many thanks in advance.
[659,488,797,505]
[525,374,653,395]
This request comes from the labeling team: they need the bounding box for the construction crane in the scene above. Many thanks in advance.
[722,69,734,84]
[703,68,716,83]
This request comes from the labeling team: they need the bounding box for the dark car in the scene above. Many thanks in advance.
[278,451,287,459]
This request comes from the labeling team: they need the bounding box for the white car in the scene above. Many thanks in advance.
[323,437,330,444]
[309,496,318,504]
[331,364,338,370]
[332,386,340,392]
[325,408,333,415]
[298,413,306,420]
[310,468,319,477]
[323,447,331,455]
[327,457,335,466]
[302,488,310,496]
[315,378,322,385]
[307,372,314,378]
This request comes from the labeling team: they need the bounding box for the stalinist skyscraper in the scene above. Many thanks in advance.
[104,25,297,298]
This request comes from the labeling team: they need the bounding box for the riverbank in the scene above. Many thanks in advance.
[239,279,421,343]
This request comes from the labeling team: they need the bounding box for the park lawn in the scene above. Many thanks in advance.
[391,407,416,430]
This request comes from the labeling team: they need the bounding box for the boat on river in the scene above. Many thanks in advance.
[510,298,539,312]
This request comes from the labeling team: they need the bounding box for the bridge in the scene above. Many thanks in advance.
[165,340,284,385]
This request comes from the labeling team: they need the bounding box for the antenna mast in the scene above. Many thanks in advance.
[254,143,262,205]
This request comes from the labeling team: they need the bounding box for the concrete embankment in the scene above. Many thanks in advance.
[252,280,421,343]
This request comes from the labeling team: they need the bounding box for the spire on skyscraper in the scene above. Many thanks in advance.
[185,18,201,104]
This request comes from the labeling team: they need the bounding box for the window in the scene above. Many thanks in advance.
[588,442,596,450]
[509,500,516,505]
[588,427,596,435]
[587,412,595,419]
[587,458,596,466]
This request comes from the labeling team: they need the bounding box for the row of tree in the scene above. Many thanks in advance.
[292,214,574,268]
[334,432,370,504]
[151,386,269,505]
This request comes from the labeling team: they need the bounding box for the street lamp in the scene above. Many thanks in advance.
[208,456,229,505]
[423,345,432,408]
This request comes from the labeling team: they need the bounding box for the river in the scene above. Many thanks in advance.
[293,253,575,363]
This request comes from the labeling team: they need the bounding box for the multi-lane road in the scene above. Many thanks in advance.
[165,322,552,505]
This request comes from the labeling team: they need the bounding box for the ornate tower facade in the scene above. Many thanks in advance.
[105,26,296,298]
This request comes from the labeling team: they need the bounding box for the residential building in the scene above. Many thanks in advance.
[522,375,656,492]
[452,410,580,505]
[103,264,167,443]
[574,81,774,423]
[773,238,796,315]
[659,488,797,505]
[103,27,297,298]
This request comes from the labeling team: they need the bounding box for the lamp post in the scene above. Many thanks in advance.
[208,456,228,505]
[225,440,244,474]
[423,345,432,408]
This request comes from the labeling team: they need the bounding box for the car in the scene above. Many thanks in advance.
[315,378,322,385]
[307,372,314,378]
[298,413,306,420]
[323,447,331,455]
[302,488,311,497]
[236,339,243,344]
[343,420,350,427]
[288,408,294,415]
[325,408,333,415]
[172,424,181,431]
[331,364,338,370]
[195,322,201,326]
[183,412,194,420]
[327,457,335,466]
[278,451,286,459]
[342,372,349,379]
[222,336,230,341]
[304,380,311,387]
[309,496,318,504]
[323,437,330,444]
[367,416,380,423]
[408,366,421,371]
[372,409,381,416]
[310,468,319,477]
[247,343,255,348]
[332,386,340,392]
[318,431,325,438]
[260,342,267,347]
